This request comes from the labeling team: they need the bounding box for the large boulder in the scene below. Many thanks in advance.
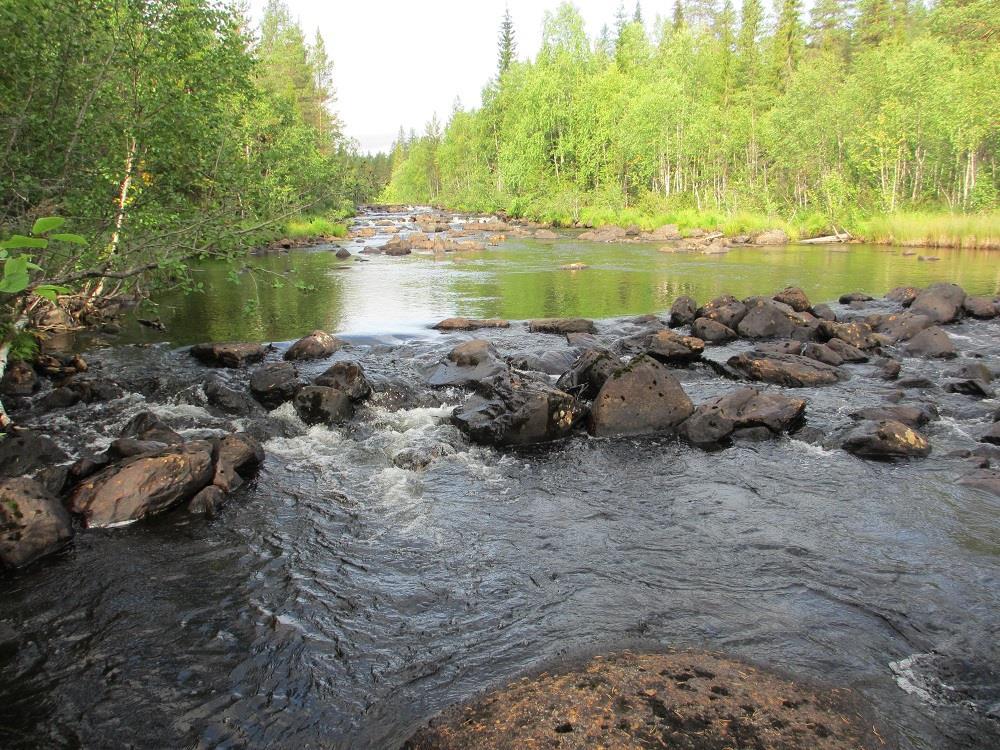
[682,388,806,446]
[315,361,372,400]
[588,355,694,437]
[727,351,843,387]
[691,317,737,344]
[811,303,837,322]
[737,298,816,340]
[823,338,869,363]
[696,296,747,330]
[669,295,698,327]
[773,287,811,312]
[905,326,956,359]
[555,349,618,400]
[0,477,74,568]
[432,317,510,331]
[204,380,262,416]
[68,442,215,527]
[452,376,580,447]
[249,362,305,409]
[1,361,38,396]
[842,420,931,459]
[292,386,355,426]
[190,342,266,368]
[963,296,998,319]
[800,342,843,366]
[909,283,966,324]
[528,318,596,335]
[507,349,578,376]
[37,376,124,411]
[425,340,508,387]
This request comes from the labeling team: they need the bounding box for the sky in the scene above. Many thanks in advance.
[246,1,721,155]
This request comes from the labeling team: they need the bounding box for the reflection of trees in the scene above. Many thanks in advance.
[155,253,347,345]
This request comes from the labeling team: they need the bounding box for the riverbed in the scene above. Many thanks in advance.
[1,209,998,749]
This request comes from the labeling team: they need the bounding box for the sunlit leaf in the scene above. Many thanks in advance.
[31,217,65,235]
[0,235,47,250]
[47,232,87,245]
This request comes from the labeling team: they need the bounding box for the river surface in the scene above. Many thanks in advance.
[1,209,998,749]
[110,208,999,346]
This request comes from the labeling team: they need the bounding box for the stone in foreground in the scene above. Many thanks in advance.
[682,388,806,446]
[293,386,355,425]
[425,340,508,387]
[588,355,693,437]
[190,341,266,368]
[842,420,931,459]
[0,477,74,568]
[68,442,216,527]
[905,326,956,359]
[404,651,878,750]
[250,362,305,409]
[452,376,579,446]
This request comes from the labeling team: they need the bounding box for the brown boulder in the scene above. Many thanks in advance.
[727,351,843,387]
[1,361,38,396]
[669,295,698,327]
[773,286,811,312]
[292,386,355,426]
[68,443,215,527]
[682,388,806,446]
[452,376,580,447]
[905,326,956,359]
[528,318,597,335]
[909,282,966,324]
[315,361,373,401]
[963,296,998,319]
[588,355,694,437]
[696,296,747,330]
[842,420,931,459]
[691,317,737,343]
[284,330,345,361]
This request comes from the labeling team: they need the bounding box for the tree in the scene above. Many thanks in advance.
[809,0,853,56]
[498,6,517,76]
[771,0,805,89]
[856,0,894,46]
[673,1,686,30]
[736,0,764,87]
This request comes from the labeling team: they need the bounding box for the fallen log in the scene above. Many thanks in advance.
[800,232,852,244]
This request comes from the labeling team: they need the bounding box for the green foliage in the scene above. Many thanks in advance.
[385,0,999,244]
[285,216,348,239]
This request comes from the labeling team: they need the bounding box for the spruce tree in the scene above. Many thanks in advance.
[857,0,894,46]
[736,0,763,87]
[498,6,516,76]
[673,0,685,30]
[771,0,805,88]
[809,0,853,55]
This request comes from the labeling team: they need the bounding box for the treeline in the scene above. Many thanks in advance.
[385,0,999,229]
[0,0,383,275]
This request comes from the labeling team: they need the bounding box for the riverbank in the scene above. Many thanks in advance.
[432,202,1000,250]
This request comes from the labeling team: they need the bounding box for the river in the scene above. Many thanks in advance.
[1,208,998,749]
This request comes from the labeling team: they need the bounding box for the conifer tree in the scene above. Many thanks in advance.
[771,0,805,88]
[498,6,517,75]
[736,0,764,87]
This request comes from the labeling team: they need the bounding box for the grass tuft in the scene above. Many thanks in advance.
[285,216,348,239]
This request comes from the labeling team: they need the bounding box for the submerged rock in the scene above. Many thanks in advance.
[872,311,933,343]
[121,411,183,445]
[727,351,843,387]
[404,650,877,750]
[909,282,966,324]
[811,303,837,321]
[0,429,68,480]
[945,379,996,399]
[432,317,510,331]
[0,477,74,568]
[452,376,579,446]
[68,442,216,527]
[284,330,345,361]
[842,420,931,459]
[205,379,262,416]
[588,355,694,437]
[838,292,874,304]
[528,318,596,335]
[190,341,266,368]
[682,388,806,446]
[425,340,509,387]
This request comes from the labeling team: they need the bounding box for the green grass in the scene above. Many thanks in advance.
[284,215,348,239]
[855,211,1000,249]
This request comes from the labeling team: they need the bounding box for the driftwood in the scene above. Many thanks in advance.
[800,232,852,245]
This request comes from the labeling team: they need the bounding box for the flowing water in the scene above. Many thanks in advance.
[1,209,998,749]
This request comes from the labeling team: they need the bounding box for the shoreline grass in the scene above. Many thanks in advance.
[855,212,999,250]
[284,215,348,240]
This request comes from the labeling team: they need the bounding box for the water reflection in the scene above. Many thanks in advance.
[138,239,1000,346]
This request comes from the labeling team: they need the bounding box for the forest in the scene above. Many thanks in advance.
[0,0,386,363]
[385,0,999,242]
